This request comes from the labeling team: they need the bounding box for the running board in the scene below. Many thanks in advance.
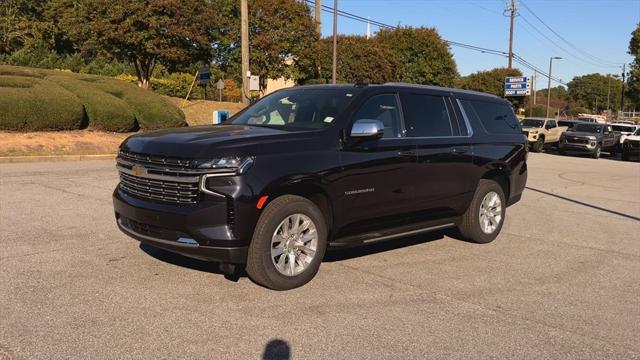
[330,221,457,248]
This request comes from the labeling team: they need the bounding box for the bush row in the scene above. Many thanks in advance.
[0,65,186,132]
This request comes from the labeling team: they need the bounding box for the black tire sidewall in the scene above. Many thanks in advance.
[467,180,507,244]
[248,196,327,290]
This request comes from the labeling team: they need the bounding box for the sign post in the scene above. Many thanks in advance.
[504,76,531,97]
[199,66,211,100]
[215,79,225,102]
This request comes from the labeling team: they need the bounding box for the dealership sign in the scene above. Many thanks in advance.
[504,76,531,97]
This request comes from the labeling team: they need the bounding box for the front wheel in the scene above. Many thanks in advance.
[246,195,327,290]
[531,137,544,153]
[592,144,601,159]
[458,179,506,244]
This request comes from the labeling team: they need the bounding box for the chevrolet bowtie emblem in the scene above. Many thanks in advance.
[132,165,146,176]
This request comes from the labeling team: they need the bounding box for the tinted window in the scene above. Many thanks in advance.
[401,94,453,137]
[230,88,356,130]
[547,120,557,128]
[462,100,520,134]
[354,94,402,138]
[521,119,545,128]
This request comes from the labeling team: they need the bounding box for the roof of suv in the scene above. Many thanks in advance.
[295,83,504,100]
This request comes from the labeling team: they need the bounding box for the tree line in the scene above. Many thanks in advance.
[1,0,638,111]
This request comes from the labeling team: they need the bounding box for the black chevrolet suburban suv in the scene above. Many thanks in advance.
[113,84,528,290]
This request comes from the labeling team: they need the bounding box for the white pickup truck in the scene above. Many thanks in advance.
[520,118,569,152]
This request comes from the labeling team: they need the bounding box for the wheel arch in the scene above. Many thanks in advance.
[261,177,335,237]
[481,167,511,201]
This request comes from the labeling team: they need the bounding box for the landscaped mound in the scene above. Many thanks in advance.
[0,65,186,132]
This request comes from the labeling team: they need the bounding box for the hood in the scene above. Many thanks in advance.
[564,131,601,138]
[625,135,640,142]
[521,127,543,132]
[121,124,313,158]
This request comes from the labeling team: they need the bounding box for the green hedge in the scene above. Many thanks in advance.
[0,65,186,132]
[0,76,86,130]
[47,75,138,132]
[89,77,186,130]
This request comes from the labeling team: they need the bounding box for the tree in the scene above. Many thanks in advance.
[627,23,640,109]
[211,0,319,93]
[83,0,218,88]
[0,0,48,54]
[458,67,525,108]
[375,27,457,87]
[313,35,398,84]
[567,73,622,112]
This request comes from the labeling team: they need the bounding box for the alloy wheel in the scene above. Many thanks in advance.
[270,214,318,276]
[479,191,503,234]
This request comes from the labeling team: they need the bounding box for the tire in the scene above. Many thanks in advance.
[458,179,506,244]
[592,144,601,159]
[245,195,327,290]
[532,137,544,153]
[622,150,630,161]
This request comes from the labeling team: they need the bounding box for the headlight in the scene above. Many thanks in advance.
[588,136,596,140]
[195,156,255,174]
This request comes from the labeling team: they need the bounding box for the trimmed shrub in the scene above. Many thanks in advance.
[47,75,138,132]
[151,73,194,98]
[0,76,86,131]
[88,77,186,130]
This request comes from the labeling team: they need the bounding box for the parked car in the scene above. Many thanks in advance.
[520,118,568,152]
[113,83,528,290]
[559,123,620,159]
[611,123,639,144]
[621,128,640,161]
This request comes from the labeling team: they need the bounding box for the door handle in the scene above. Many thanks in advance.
[397,150,416,157]
[451,148,468,154]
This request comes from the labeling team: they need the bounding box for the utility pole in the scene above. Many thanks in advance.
[507,0,516,69]
[546,56,562,119]
[241,0,250,105]
[529,73,534,116]
[332,0,338,84]
[532,70,537,105]
[621,64,626,114]
[314,0,322,35]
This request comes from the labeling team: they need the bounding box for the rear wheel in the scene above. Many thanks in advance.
[246,195,327,290]
[458,179,506,244]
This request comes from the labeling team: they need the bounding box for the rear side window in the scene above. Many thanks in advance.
[461,100,520,135]
[400,94,453,137]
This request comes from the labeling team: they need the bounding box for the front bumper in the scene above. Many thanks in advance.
[559,140,597,153]
[113,189,248,264]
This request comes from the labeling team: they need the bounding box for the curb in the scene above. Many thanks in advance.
[0,154,116,164]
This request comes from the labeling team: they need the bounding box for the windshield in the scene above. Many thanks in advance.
[574,123,602,133]
[612,125,635,133]
[521,119,545,128]
[230,88,357,130]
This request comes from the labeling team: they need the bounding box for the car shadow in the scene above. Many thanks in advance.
[138,243,247,281]
[138,227,466,282]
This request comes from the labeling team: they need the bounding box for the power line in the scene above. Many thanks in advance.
[519,0,623,67]
[304,0,566,88]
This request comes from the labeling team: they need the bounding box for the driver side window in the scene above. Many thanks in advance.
[353,94,402,138]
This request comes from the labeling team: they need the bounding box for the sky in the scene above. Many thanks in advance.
[318,0,639,88]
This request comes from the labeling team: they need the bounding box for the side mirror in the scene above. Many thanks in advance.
[350,119,385,139]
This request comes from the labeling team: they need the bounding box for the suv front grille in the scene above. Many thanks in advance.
[119,172,200,204]
[119,150,193,170]
[566,136,589,144]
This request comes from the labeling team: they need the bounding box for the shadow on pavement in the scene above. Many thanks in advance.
[262,339,291,360]
[139,226,466,281]
[526,186,640,221]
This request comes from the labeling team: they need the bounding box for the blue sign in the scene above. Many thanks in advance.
[199,67,211,86]
[505,76,531,97]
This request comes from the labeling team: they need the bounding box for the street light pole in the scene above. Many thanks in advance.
[546,57,562,119]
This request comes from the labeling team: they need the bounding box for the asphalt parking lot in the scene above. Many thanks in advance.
[1,153,639,359]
